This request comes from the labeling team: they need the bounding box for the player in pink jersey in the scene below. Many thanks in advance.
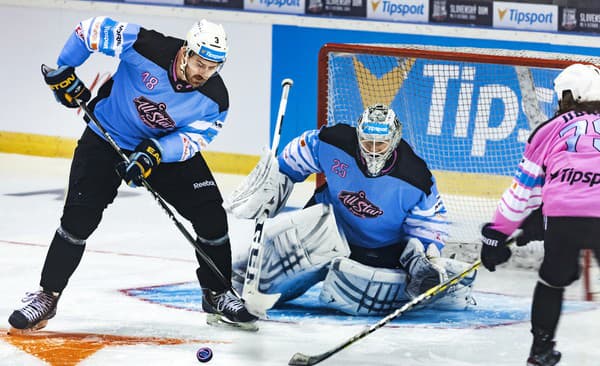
[480,63,600,366]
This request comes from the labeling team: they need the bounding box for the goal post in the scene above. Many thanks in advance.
[317,42,600,300]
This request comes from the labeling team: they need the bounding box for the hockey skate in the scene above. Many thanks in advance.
[8,290,60,334]
[202,289,258,331]
[527,329,561,366]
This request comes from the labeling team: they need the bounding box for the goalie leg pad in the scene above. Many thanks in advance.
[319,257,411,316]
[234,204,350,304]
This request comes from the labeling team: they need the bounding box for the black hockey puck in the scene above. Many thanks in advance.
[196,347,213,362]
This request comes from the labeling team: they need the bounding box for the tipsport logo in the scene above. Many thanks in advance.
[497,8,553,25]
[256,0,300,7]
[493,2,557,31]
[244,0,304,14]
[368,0,428,22]
[548,168,600,187]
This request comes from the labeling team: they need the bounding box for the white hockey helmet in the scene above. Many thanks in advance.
[356,104,402,177]
[185,19,228,64]
[553,63,600,102]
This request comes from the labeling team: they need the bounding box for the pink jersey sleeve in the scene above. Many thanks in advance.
[491,111,600,235]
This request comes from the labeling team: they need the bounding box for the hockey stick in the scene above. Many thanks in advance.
[72,98,240,300]
[288,259,482,366]
[516,66,547,129]
[242,78,293,318]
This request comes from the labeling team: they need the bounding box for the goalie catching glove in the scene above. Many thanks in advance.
[224,147,293,219]
[116,138,163,187]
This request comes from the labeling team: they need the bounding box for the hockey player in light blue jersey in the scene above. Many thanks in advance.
[8,17,257,333]
[227,104,477,316]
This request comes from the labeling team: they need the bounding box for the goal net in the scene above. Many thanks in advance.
[317,43,600,299]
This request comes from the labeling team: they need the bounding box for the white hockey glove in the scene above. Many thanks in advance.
[399,238,448,298]
[224,147,294,219]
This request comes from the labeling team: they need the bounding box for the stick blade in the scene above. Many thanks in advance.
[243,287,281,319]
[288,352,313,366]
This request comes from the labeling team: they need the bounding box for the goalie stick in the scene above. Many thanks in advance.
[71,98,241,304]
[242,78,294,318]
[288,259,482,366]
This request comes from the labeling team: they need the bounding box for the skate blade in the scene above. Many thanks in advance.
[7,320,49,335]
[206,314,259,332]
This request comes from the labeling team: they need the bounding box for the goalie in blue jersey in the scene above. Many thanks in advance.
[226,104,477,316]
[8,17,257,333]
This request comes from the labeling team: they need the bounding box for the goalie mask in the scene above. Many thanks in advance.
[356,104,402,177]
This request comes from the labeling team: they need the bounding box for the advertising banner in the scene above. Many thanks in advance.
[559,6,600,33]
[429,0,492,26]
[244,0,305,14]
[306,0,366,18]
[493,1,557,32]
[324,56,559,174]
[185,0,243,9]
[125,0,183,4]
[366,0,428,23]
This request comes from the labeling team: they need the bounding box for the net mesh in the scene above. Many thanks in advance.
[320,44,600,247]
[319,45,600,291]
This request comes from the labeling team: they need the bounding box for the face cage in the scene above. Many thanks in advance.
[358,137,395,177]
[357,118,402,177]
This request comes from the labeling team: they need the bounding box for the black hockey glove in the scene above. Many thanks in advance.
[42,64,91,108]
[116,139,163,187]
[516,207,544,247]
[480,223,512,272]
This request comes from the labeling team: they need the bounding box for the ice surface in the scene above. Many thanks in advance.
[1,153,599,366]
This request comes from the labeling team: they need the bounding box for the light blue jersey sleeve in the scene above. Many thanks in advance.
[402,181,450,251]
[277,130,322,182]
[57,17,140,67]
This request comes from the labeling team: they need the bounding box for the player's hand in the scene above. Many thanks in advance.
[480,223,511,272]
[116,139,162,187]
[516,207,544,246]
[41,64,91,108]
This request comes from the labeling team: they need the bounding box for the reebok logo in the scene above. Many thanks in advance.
[193,180,216,189]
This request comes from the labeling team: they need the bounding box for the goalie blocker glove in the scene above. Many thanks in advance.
[42,64,90,108]
[480,223,512,272]
[116,138,163,187]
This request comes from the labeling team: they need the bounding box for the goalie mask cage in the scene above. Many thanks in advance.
[317,43,600,301]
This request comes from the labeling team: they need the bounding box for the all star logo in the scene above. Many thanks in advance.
[338,190,383,218]
[134,96,176,129]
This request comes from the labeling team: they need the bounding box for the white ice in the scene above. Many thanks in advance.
[1,152,599,366]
